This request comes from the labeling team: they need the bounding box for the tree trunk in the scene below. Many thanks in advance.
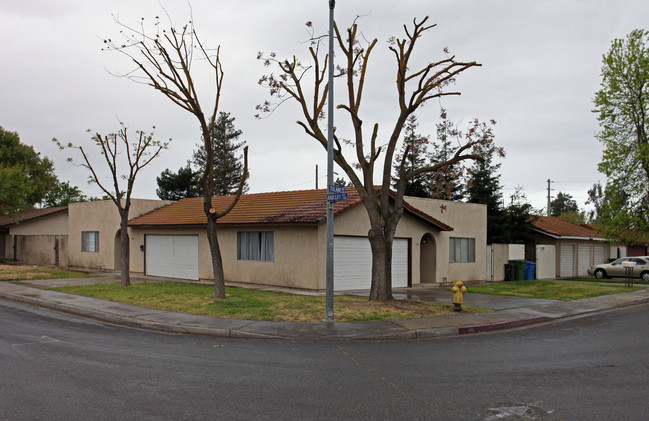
[206,214,227,299]
[368,226,394,302]
[119,208,130,287]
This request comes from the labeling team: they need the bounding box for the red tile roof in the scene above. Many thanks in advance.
[128,187,452,231]
[0,206,68,227]
[533,215,604,239]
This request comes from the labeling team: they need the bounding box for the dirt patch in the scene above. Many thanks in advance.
[0,264,60,280]
[0,264,27,271]
[0,272,48,280]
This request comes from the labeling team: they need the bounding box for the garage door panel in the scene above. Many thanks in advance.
[594,245,607,265]
[146,235,198,281]
[560,244,575,277]
[334,236,408,291]
[578,244,592,276]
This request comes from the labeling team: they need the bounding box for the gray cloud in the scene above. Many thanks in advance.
[1,0,645,212]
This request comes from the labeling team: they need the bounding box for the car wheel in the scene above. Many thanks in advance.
[641,271,649,282]
[594,269,607,279]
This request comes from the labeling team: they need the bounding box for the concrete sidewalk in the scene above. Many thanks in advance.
[2,275,648,340]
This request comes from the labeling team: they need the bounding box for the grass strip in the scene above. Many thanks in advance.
[562,276,649,285]
[52,281,490,322]
[469,279,642,301]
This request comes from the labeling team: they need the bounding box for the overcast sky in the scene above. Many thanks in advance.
[1,1,647,212]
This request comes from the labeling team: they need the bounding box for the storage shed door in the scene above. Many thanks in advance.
[334,236,408,291]
[577,244,592,276]
[560,244,575,277]
[146,235,199,281]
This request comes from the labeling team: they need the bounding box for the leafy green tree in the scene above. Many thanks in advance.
[42,180,87,208]
[466,149,509,244]
[428,110,464,201]
[504,187,538,244]
[593,29,649,240]
[392,115,432,198]
[193,112,248,196]
[550,191,578,217]
[156,163,200,201]
[0,127,57,214]
[586,182,604,223]
[557,210,587,225]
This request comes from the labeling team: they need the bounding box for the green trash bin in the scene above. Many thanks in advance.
[510,260,526,281]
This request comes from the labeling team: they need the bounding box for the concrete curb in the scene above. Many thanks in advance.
[2,282,649,340]
[458,316,549,335]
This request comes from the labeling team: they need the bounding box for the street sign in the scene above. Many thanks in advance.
[327,192,348,202]
[328,185,346,194]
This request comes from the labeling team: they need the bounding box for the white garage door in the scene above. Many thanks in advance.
[146,235,199,280]
[578,244,592,276]
[594,245,607,265]
[560,244,575,277]
[334,236,408,291]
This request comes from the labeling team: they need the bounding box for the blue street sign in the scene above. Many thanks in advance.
[327,192,348,202]
[328,185,346,194]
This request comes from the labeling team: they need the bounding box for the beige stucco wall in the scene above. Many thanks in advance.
[401,197,487,285]
[11,235,68,266]
[129,224,321,289]
[130,198,487,291]
[314,198,487,289]
[491,244,510,281]
[68,199,171,271]
[4,212,68,264]
[223,225,319,288]
[10,212,68,236]
[508,244,525,260]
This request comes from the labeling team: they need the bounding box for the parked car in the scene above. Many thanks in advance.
[587,257,649,281]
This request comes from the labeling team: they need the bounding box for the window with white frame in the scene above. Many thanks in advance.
[449,237,475,263]
[237,231,274,262]
[81,231,99,252]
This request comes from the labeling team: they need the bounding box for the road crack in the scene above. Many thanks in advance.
[337,345,438,408]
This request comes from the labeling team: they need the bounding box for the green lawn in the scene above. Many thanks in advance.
[469,279,642,301]
[52,281,490,322]
[562,276,649,285]
[0,264,91,282]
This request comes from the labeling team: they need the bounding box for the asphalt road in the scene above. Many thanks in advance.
[1,300,648,420]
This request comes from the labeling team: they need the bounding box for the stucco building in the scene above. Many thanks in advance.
[2,189,488,291]
[128,188,487,291]
[1,200,170,270]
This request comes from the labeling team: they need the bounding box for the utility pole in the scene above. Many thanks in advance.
[315,164,318,189]
[324,0,335,322]
[546,179,554,216]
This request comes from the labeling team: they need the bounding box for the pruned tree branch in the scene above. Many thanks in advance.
[258,16,496,301]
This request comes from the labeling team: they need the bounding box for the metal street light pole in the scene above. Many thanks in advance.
[324,0,335,322]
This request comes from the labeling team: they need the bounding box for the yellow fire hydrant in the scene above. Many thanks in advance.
[451,280,467,312]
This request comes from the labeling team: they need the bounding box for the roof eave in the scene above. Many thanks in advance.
[533,229,607,242]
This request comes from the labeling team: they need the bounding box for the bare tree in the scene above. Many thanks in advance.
[103,13,248,298]
[54,124,168,286]
[259,17,502,301]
